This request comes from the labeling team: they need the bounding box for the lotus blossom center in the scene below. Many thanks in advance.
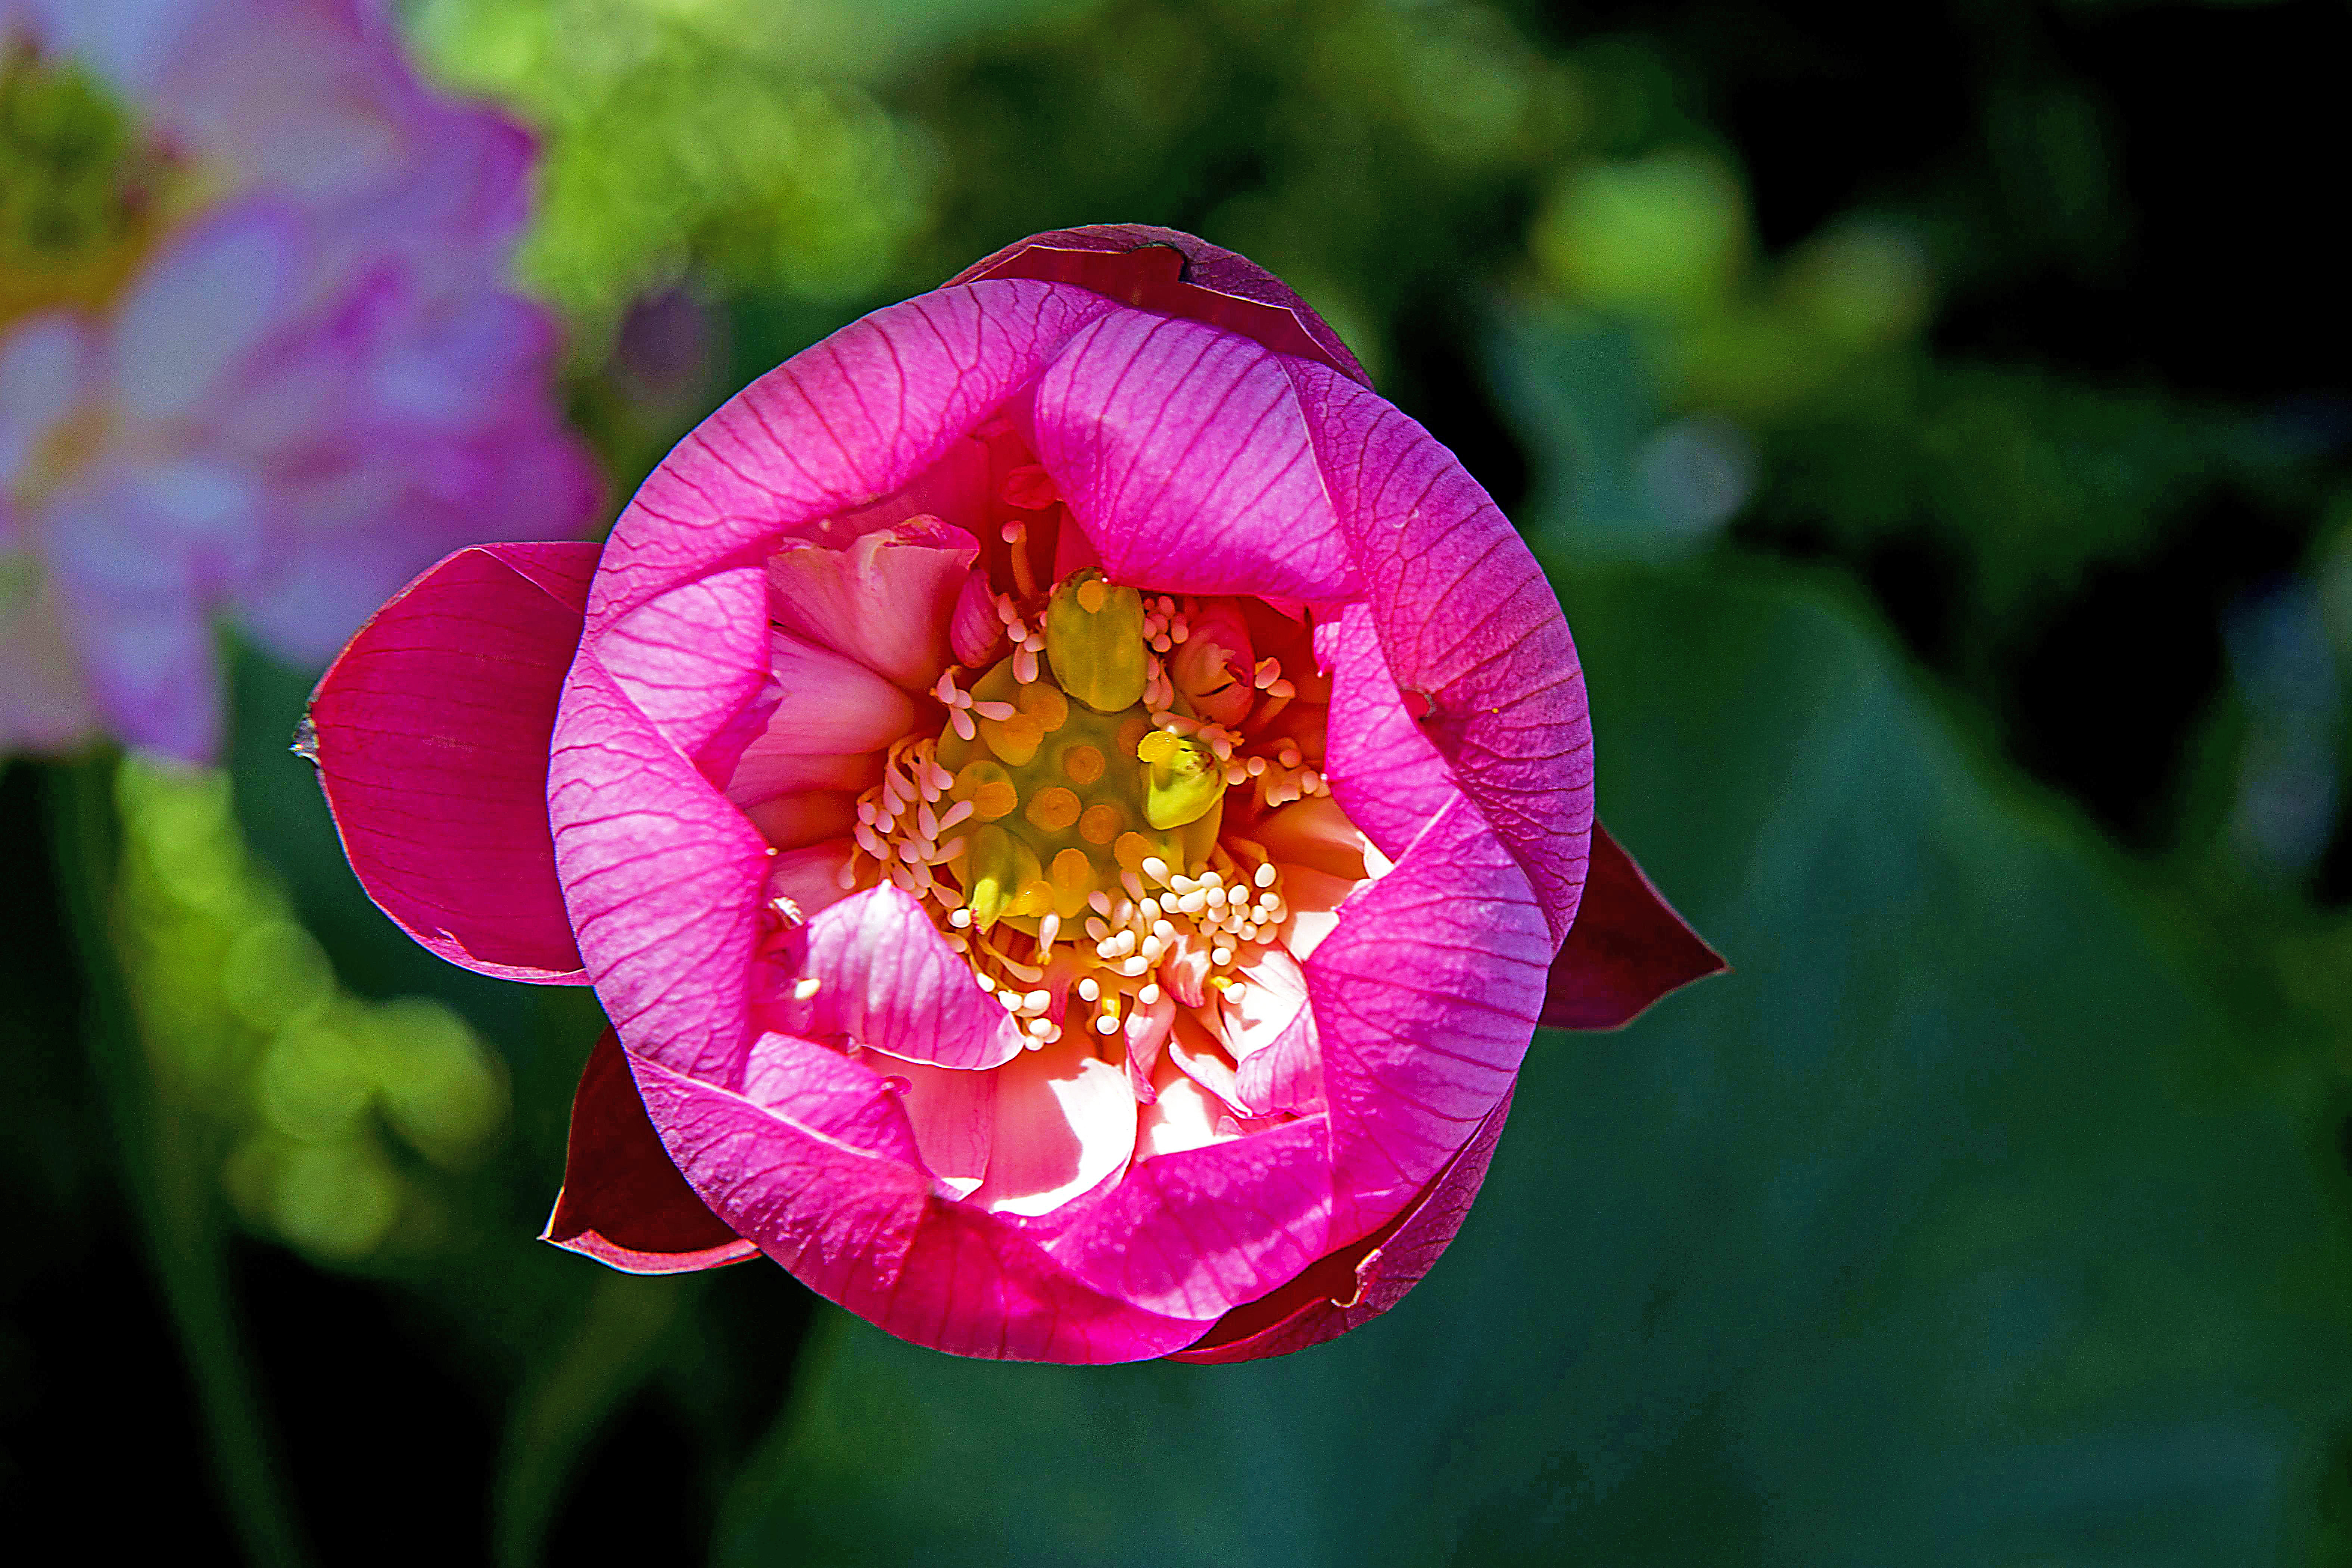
[934,568,1224,937]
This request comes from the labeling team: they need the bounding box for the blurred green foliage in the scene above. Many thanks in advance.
[113,759,507,1263]
[9,0,2351,1562]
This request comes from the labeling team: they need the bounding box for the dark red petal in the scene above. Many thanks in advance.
[542,1029,759,1274]
[1538,821,1727,1032]
[1166,1087,1515,1365]
[305,540,600,983]
[946,224,1372,389]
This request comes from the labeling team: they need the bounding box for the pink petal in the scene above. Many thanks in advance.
[1289,357,1595,944]
[599,566,773,763]
[767,517,976,691]
[1043,1115,1332,1322]
[949,568,1006,666]
[1027,311,1361,602]
[1308,796,1551,1238]
[887,1060,997,1200]
[1168,1084,1513,1363]
[766,886,1026,1072]
[1217,943,1310,1065]
[755,629,919,756]
[738,1029,934,1160]
[727,750,882,812]
[541,1029,758,1274]
[763,841,859,922]
[1135,1057,1230,1159]
[586,279,1117,634]
[1165,1010,1246,1114]
[968,1034,1137,1217]
[1121,986,1177,1103]
[630,1049,1209,1361]
[946,225,1371,388]
[306,540,598,983]
[550,654,772,1079]
[1236,1009,1322,1120]
[1540,821,1727,1030]
[1316,603,1463,858]
[741,790,860,851]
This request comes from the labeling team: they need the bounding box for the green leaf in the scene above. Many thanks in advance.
[713,562,2352,1567]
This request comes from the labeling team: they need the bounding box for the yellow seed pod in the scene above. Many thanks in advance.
[954,759,1019,822]
[1025,785,1082,834]
[979,710,1046,767]
[1045,569,1147,713]
[1017,681,1070,731]
[1140,732,1223,829]
[1050,848,1095,919]
[964,824,1041,932]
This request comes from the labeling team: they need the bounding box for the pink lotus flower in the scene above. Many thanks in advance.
[0,0,598,759]
[305,227,1722,1362]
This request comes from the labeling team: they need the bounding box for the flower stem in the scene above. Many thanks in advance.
[49,752,311,1568]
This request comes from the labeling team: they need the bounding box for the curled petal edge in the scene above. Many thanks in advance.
[1166,1084,1516,1364]
[1539,822,1727,1032]
[543,1029,759,1274]
[305,540,599,984]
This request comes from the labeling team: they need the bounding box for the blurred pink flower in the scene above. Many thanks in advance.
[306,227,1723,1362]
[0,0,597,759]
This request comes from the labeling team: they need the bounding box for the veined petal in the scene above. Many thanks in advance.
[767,517,975,691]
[541,1029,757,1274]
[768,886,1027,1072]
[550,655,770,1079]
[1029,311,1359,603]
[1135,1061,1230,1160]
[1539,821,1728,1030]
[1308,795,1551,1238]
[887,1059,996,1200]
[1044,1114,1331,1322]
[1168,1085,1513,1364]
[755,630,919,757]
[599,567,773,763]
[631,1050,1210,1362]
[305,540,598,982]
[1317,603,1462,857]
[587,280,1118,632]
[969,1034,1136,1218]
[1288,357,1595,944]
